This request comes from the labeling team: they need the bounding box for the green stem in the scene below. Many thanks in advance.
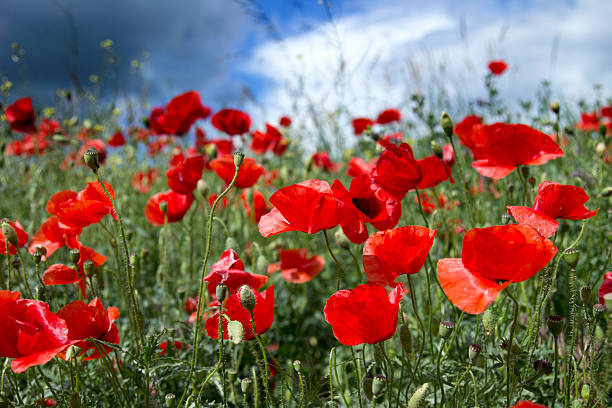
[251,310,271,408]
[506,288,520,407]
[323,229,344,291]
[350,346,363,408]
[552,335,559,406]
[448,135,475,226]
[16,248,33,298]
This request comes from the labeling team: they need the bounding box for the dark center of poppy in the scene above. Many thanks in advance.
[352,197,382,219]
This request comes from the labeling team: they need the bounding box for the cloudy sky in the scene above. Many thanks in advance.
[1,0,610,127]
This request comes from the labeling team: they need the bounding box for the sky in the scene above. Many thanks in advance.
[1,0,611,132]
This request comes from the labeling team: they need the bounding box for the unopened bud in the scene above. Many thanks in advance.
[83,260,94,277]
[228,320,244,345]
[399,323,413,354]
[196,179,208,197]
[83,148,100,172]
[483,307,498,336]
[596,142,606,157]
[216,283,228,303]
[1,220,18,247]
[70,248,80,264]
[563,249,580,269]
[234,151,245,168]
[440,111,453,138]
[580,285,592,306]
[439,320,454,339]
[256,255,268,274]
[599,124,607,137]
[547,315,564,337]
[407,383,429,408]
[431,140,443,158]
[239,285,256,311]
[550,101,560,114]
[468,344,481,364]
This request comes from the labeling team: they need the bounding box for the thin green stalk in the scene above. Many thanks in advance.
[297,370,305,408]
[506,288,520,407]
[552,335,559,405]
[251,310,271,408]
[323,229,344,291]
[350,346,363,408]
[332,347,349,407]
[448,135,475,226]
[15,248,33,298]
[565,267,579,406]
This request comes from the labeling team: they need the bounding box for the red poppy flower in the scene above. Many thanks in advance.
[42,246,106,299]
[56,297,119,360]
[507,181,598,238]
[312,151,340,172]
[47,181,117,229]
[250,124,288,156]
[210,154,264,188]
[488,60,508,75]
[28,216,81,258]
[158,340,188,355]
[511,402,547,408]
[0,291,71,373]
[417,192,459,215]
[472,123,564,179]
[279,115,292,127]
[204,249,268,300]
[274,248,324,283]
[454,115,486,158]
[576,112,600,132]
[107,131,126,147]
[416,155,453,189]
[346,157,374,178]
[0,220,28,255]
[147,134,175,156]
[601,106,612,118]
[145,190,194,226]
[166,154,205,194]
[352,118,375,136]
[211,109,251,135]
[241,189,269,223]
[149,91,210,135]
[5,97,36,133]
[131,169,160,194]
[258,179,340,237]
[371,140,422,200]
[376,108,401,125]
[598,271,612,304]
[332,174,401,243]
[205,285,275,341]
[437,225,556,314]
[363,226,436,287]
[324,283,404,346]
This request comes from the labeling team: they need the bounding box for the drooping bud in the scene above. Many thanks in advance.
[83,260,95,278]
[241,377,252,393]
[550,101,560,115]
[547,315,564,337]
[599,124,607,137]
[563,249,580,269]
[580,285,592,306]
[239,285,256,311]
[234,151,245,168]
[431,140,443,158]
[83,148,100,172]
[371,374,386,397]
[399,323,412,354]
[439,320,454,339]
[440,111,453,138]
[534,358,553,375]
[165,393,176,408]
[0,220,18,247]
[593,303,605,318]
[216,283,228,303]
[482,307,498,336]
[70,248,81,264]
[407,383,429,408]
[228,320,244,345]
[468,344,481,364]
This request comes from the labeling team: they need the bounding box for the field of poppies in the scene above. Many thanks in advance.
[0,58,611,408]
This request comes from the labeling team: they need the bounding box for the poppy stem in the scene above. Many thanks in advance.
[297,368,305,408]
[5,242,12,290]
[448,136,476,227]
[350,346,364,408]
[0,252,5,290]
[552,335,559,405]
[505,288,520,407]
[180,163,240,407]
[251,310,271,408]
[15,248,33,298]
[414,188,430,229]
[323,229,344,291]
[565,267,579,406]
[220,303,227,407]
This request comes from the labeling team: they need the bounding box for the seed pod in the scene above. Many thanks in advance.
[439,320,454,339]
[83,148,100,172]
[371,374,386,397]
[165,393,176,408]
[0,221,18,247]
[563,249,580,269]
[216,284,228,303]
[440,111,453,138]
[593,303,605,318]
[83,260,95,278]
[580,285,592,306]
[547,315,564,337]
[239,285,256,311]
[407,383,429,408]
[468,344,481,364]
[70,248,81,264]
[292,360,301,373]
[241,377,252,393]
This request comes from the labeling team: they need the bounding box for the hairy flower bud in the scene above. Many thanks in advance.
[431,140,443,158]
[239,285,256,311]
[440,111,453,138]
[580,285,592,307]
[1,220,18,247]
[399,323,412,355]
[83,148,100,172]
[234,151,245,168]
[228,320,244,345]
[550,101,560,114]
[83,260,95,278]
[70,248,80,264]
[407,383,429,408]
[196,179,208,198]
[482,307,498,336]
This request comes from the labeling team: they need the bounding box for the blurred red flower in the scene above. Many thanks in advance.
[279,115,292,127]
[42,246,107,299]
[145,190,194,226]
[149,91,210,136]
[417,192,458,215]
[576,112,600,132]
[205,285,275,341]
[56,297,119,360]
[376,108,401,124]
[352,118,374,135]
[211,108,251,135]
[107,130,126,147]
[371,140,422,200]
[250,124,288,156]
[158,340,188,355]
[324,283,404,345]
[346,157,374,178]
[275,248,324,283]
[598,271,612,304]
[258,179,340,237]
[312,151,340,172]
[332,174,401,243]
[241,189,269,223]
[416,155,453,189]
[437,225,556,314]
[488,60,508,75]
[507,181,598,237]
[204,248,268,300]
[5,97,36,133]
[472,123,564,179]
[210,154,264,188]
[442,143,455,166]
[0,291,71,373]
[454,115,486,158]
[131,169,160,194]
[511,402,547,408]
[0,219,28,255]
[166,154,205,194]
[363,226,436,287]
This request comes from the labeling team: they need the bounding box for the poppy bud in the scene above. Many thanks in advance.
[599,124,607,137]
[165,394,176,408]
[407,382,429,408]
[596,142,606,157]
[234,151,245,168]
[604,293,612,313]
[534,358,553,375]
[371,374,386,397]
[563,249,580,269]
[334,228,351,250]
[256,255,268,275]
[159,201,168,214]
[33,248,42,264]
[482,307,498,336]
[431,140,443,159]
[70,248,80,264]
[228,320,244,345]
[239,285,256,311]
[547,315,564,337]
[225,237,239,251]
[439,320,454,339]
[581,384,590,400]
[216,284,228,303]
[292,360,301,373]
[241,377,252,393]
[83,148,100,172]
[0,220,18,247]
[440,111,453,138]
[399,323,412,354]
[580,285,592,306]
[83,260,95,278]
[593,304,605,318]
[196,179,208,197]
[362,376,374,400]
[468,344,481,364]
[550,101,560,114]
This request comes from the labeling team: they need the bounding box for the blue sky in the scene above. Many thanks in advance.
[1,0,610,128]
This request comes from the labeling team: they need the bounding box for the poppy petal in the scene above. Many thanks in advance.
[507,206,559,238]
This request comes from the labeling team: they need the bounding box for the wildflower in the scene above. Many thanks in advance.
[211,108,251,135]
[376,108,401,124]
[107,130,126,147]
[166,154,205,194]
[0,219,28,255]
[145,190,194,226]
[279,115,292,127]
[488,60,508,75]
[4,97,36,133]
[270,248,325,284]
[352,117,375,136]
[204,249,268,300]
[210,154,264,188]
[312,151,340,172]
[598,271,612,304]
[131,169,160,194]
[42,246,107,299]
[371,140,422,200]
[149,91,210,135]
